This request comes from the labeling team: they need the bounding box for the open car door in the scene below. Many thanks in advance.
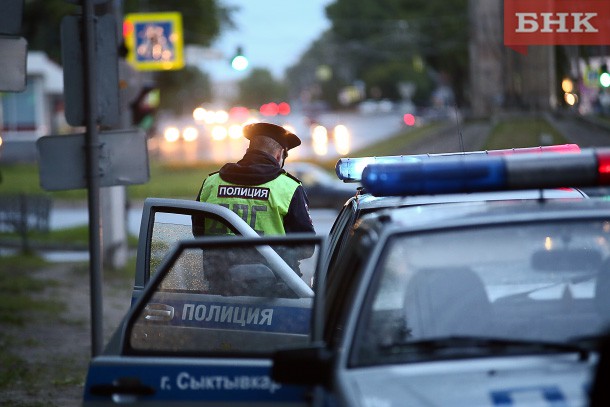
[131,198,314,305]
[84,231,324,405]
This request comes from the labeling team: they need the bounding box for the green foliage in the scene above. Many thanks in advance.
[156,66,213,115]
[485,118,568,150]
[298,0,469,106]
[0,255,63,325]
[235,68,288,108]
[127,161,219,199]
[0,164,86,199]
[0,164,43,194]
[363,60,434,104]
[21,0,233,121]
[0,117,570,201]
[350,123,444,157]
[0,224,139,249]
[22,0,78,62]
[326,0,401,42]
[122,0,235,47]
[0,161,217,200]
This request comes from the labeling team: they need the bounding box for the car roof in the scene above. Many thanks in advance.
[356,195,610,236]
[350,187,587,212]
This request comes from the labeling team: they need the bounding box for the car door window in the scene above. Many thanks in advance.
[149,211,238,280]
[126,236,323,355]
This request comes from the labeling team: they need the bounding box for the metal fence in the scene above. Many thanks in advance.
[0,194,52,252]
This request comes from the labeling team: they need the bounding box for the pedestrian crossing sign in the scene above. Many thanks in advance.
[123,12,184,71]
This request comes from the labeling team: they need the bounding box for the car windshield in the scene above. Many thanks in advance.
[352,220,610,366]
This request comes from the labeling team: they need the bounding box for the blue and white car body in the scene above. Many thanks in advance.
[272,148,610,406]
[83,198,323,405]
[84,147,610,406]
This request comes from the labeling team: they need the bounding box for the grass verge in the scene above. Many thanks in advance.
[0,115,568,202]
[0,254,64,394]
[484,117,569,149]
[0,225,138,249]
[0,252,134,405]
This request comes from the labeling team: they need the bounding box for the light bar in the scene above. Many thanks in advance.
[486,144,580,155]
[361,148,610,197]
[335,144,580,183]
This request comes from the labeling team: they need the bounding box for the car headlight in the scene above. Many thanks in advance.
[333,124,350,155]
[164,126,180,142]
[228,124,243,139]
[311,125,328,156]
[212,125,228,141]
[182,126,199,142]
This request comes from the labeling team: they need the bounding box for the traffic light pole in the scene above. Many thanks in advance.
[83,0,104,357]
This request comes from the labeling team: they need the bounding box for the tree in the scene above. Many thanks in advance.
[156,66,212,116]
[286,31,356,110]
[22,0,235,62]
[22,0,78,63]
[21,0,235,121]
[363,60,433,105]
[321,0,468,106]
[122,0,236,47]
[234,68,287,109]
[121,1,236,116]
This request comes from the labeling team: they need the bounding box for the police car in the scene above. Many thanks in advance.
[325,144,586,271]
[271,148,610,406]
[83,146,601,405]
[83,198,324,405]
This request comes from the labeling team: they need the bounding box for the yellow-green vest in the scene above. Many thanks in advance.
[199,173,300,235]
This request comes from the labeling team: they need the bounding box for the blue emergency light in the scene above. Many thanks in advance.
[335,144,580,183]
[360,148,610,197]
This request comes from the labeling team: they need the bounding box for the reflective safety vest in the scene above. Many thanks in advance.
[199,173,300,235]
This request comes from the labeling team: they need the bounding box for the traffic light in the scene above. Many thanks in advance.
[131,86,160,135]
[231,46,249,71]
[600,64,610,88]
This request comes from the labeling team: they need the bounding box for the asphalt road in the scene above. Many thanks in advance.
[396,112,610,155]
[19,111,610,263]
[545,112,610,147]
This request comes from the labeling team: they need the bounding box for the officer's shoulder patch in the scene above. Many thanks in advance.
[282,171,302,184]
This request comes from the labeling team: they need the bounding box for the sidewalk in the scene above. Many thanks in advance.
[544,111,610,147]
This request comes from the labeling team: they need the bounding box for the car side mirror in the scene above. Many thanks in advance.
[271,343,334,387]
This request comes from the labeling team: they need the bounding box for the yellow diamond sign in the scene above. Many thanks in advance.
[123,12,184,71]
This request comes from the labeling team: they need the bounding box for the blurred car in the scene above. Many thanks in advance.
[272,148,610,406]
[284,161,358,210]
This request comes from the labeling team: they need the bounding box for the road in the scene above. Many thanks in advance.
[545,112,610,147]
[156,109,407,162]
[40,111,610,263]
[392,112,610,155]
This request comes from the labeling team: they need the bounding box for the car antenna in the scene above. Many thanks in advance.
[454,104,464,153]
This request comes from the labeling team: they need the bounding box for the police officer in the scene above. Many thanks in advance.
[194,122,315,236]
